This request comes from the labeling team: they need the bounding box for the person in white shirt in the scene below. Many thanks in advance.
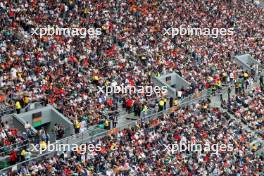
[80,119,87,133]
[11,68,17,80]
[177,90,182,99]
[25,121,31,130]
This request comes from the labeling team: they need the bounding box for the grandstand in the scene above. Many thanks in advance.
[0,0,263,175]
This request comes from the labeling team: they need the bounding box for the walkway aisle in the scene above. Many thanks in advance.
[209,79,263,156]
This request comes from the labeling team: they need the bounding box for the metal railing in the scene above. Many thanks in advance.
[0,122,131,173]
[0,76,261,173]
[0,89,211,173]
[0,138,31,156]
[20,101,45,113]
[0,101,45,118]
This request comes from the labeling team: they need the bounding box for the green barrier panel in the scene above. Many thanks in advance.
[0,160,10,169]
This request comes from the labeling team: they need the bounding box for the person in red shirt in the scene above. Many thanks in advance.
[126,98,134,113]
[64,167,72,175]
[174,134,181,141]
[107,98,113,107]
[9,150,17,165]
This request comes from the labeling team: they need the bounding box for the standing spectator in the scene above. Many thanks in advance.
[126,98,134,113]
[25,149,31,160]
[235,81,240,94]
[177,90,183,100]
[80,118,87,133]
[158,99,165,112]
[74,119,80,134]
[169,97,174,108]
[113,115,118,128]
[163,98,167,110]
[20,148,26,161]
[104,118,110,130]
[9,150,17,165]
[23,95,29,112]
[57,124,65,139]
[134,101,141,117]
[40,129,49,143]
[15,100,21,114]
[25,121,33,138]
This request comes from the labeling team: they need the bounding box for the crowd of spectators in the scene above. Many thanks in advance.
[0,0,263,174]
[0,92,14,117]
[0,119,58,169]
[228,86,263,137]
[6,101,263,175]
[0,120,28,160]
[0,0,263,127]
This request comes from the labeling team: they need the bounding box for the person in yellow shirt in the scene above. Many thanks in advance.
[216,80,222,88]
[173,99,179,107]
[92,75,99,85]
[23,96,29,112]
[158,99,164,112]
[16,101,21,114]
[83,7,89,18]
[222,72,227,82]
[40,140,47,153]
[244,71,249,80]
[21,148,26,161]
[74,119,80,134]
[110,143,117,151]
[104,119,110,130]
[235,81,240,94]
[252,144,257,152]
[104,80,110,87]
[17,72,22,79]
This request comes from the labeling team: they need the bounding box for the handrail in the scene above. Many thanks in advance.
[140,82,236,120]
[0,80,258,172]
[0,82,231,160]
[0,90,211,173]
[20,101,45,113]
[0,139,31,156]
[0,101,45,118]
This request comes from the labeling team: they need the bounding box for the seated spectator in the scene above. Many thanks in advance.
[229,88,263,136]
